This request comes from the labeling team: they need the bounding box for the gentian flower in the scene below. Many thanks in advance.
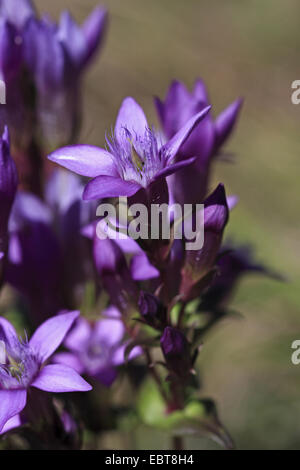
[23,5,108,149]
[155,80,242,205]
[200,244,282,312]
[48,97,211,201]
[0,310,92,433]
[6,170,96,322]
[53,307,141,387]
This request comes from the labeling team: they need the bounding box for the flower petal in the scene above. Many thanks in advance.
[130,253,159,281]
[115,97,148,143]
[82,6,108,64]
[64,317,91,353]
[31,364,92,392]
[215,98,243,149]
[48,145,117,178]
[83,175,141,200]
[0,414,22,435]
[162,106,211,163]
[154,157,196,180]
[0,317,18,349]
[51,352,84,374]
[0,390,27,433]
[29,311,80,363]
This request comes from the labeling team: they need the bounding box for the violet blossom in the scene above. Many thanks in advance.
[0,310,92,433]
[48,97,211,202]
[155,79,243,206]
[53,307,141,387]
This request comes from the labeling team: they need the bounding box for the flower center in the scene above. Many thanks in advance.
[0,339,39,390]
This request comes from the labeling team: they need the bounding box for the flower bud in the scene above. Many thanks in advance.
[160,327,191,378]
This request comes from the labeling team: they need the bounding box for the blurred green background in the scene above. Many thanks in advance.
[38,0,300,450]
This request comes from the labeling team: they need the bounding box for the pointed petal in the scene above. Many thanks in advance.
[82,6,108,64]
[83,175,141,200]
[93,315,124,347]
[215,98,243,148]
[162,106,211,163]
[29,311,80,363]
[0,414,22,435]
[0,317,18,349]
[193,78,210,103]
[130,253,159,280]
[154,156,196,181]
[64,317,91,353]
[0,390,27,433]
[31,364,92,392]
[48,145,117,178]
[115,97,148,143]
[51,352,84,374]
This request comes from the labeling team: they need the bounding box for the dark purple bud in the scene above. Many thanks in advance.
[160,327,191,378]
[138,291,166,327]
[180,184,229,299]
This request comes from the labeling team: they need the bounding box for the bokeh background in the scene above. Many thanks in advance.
[37,0,300,450]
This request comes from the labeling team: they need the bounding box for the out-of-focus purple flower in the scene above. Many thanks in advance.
[23,6,108,149]
[138,291,166,329]
[200,244,283,312]
[155,80,243,205]
[180,184,229,300]
[48,97,211,201]
[0,311,92,433]
[53,307,141,387]
[6,170,95,322]
[0,127,18,267]
[160,326,191,378]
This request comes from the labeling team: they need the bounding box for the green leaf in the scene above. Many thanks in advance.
[136,380,234,449]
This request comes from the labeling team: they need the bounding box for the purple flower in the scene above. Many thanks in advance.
[201,244,282,312]
[48,97,211,200]
[0,310,92,433]
[6,170,95,322]
[22,5,108,148]
[0,19,22,83]
[53,307,140,387]
[160,327,191,378]
[0,127,18,263]
[180,184,229,299]
[155,80,242,205]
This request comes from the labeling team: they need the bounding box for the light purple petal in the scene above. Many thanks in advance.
[112,344,142,366]
[193,78,210,103]
[48,145,118,178]
[215,98,243,148]
[154,156,197,180]
[93,312,124,346]
[83,175,141,200]
[115,97,148,143]
[82,6,108,64]
[64,317,91,353]
[29,311,80,363]
[130,253,159,280]
[227,195,239,211]
[52,352,84,374]
[0,317,18,349]
[0,414,22,435]
[31,364,92,392]
[0,390,27,433]
[162,106,211,163]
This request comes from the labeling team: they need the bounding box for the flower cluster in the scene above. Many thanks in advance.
[0,0,278,451]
